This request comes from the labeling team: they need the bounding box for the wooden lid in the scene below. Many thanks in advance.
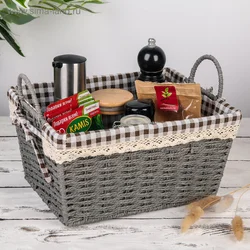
[92,89,134,115]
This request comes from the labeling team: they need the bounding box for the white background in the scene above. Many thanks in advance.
[0,0,249,116]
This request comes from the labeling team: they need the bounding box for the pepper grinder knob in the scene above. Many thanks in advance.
[148,38,156,48]
[137,38,166,83]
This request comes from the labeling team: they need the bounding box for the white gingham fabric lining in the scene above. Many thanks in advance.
[7,69,242,152]
[42,124,240,163]
[40,103,241,150]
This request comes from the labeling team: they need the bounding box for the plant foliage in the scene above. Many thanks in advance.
[0,0,104,56]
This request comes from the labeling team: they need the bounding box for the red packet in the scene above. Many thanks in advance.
[52,101,101,134]
[154,86,179,112]
[44,90,91,121]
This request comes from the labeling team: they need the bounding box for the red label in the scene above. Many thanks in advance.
[89,108,101,118]
[154,86,179,112]
[44,95,79,121]
[44,90,91,121]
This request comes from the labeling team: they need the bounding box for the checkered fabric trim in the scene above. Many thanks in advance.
[31,139,51,183]
[86,72,140,94]
[11,82,55,113]
[9,101,51,183]
[7,69,184,106]
[202,96,241,116]
[7,87,19,106]
[7,69,242,151]
[165,68,188,83]
[41,100,241,150]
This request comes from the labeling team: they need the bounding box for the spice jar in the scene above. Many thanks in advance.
[91,89,133,115]
[113,114,151,128]
[124,99,155,121]
[91,88,134,128]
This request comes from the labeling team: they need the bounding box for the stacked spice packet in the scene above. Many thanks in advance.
[44,90,104,134]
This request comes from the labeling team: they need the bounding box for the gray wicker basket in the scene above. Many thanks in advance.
[8,55,242,227]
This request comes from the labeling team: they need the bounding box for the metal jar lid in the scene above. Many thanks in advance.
[120,114,151,126]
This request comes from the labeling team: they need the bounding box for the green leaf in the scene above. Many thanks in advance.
[47,0,69,4]
[12,0,30,9]
[0,8,36,25]
[63,0,103,3]
[0,23,24,56]
[28,5,54,10]
[83,0,104,4]
[3,0,19,10]
[0,19,11,31]
[46,0,72,10]
[70,4,96,13]
[43,2,72,15]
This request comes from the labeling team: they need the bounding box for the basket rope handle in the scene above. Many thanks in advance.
[16,74,51,183]
[188,55,224,99]
[17,73,43,118]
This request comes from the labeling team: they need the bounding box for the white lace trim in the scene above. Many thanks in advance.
[42,125,239,164]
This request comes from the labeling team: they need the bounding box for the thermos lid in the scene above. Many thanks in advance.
[53,54,87,68]
[91,89,134,115]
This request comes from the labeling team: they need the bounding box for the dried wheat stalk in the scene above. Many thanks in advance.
[181,183,250,237]
[215,195,234,213]
[232,216,244,241]
[181,206,204,233]
[187,195,221,211]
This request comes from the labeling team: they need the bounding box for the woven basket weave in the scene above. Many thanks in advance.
[8,55,242,226]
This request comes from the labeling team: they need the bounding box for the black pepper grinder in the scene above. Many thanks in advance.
[137,38,166,83]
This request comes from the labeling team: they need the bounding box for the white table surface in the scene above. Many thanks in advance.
[0,116,250,250]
